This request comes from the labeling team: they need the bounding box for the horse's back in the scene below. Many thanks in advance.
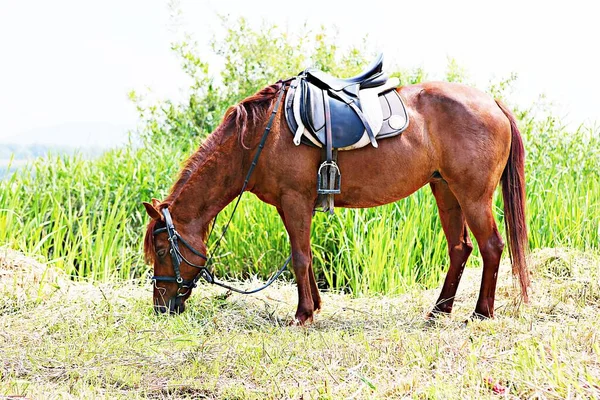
[401,81,510,144]
[333,82,511,207]
[400,81,511,189]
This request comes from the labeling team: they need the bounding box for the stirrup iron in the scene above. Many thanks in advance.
[317,161,341,195]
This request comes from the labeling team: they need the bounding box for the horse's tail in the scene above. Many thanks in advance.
[495,99,530,303]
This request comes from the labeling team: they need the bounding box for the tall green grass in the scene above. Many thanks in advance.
[0,142,192,281]
[520,117,600,251]
[1,111,597,295]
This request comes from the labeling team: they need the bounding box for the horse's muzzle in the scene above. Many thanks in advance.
[154,297,186,315]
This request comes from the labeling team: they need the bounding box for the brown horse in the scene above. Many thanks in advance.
[143,80,529,324]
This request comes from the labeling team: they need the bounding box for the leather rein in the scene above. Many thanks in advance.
[151,83,291,297]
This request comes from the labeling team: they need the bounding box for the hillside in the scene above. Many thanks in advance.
[1,247,599,399]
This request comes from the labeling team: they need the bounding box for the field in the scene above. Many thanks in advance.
[1,26,600,399]
[1,247,599,399]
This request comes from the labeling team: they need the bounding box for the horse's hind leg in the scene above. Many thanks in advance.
[429,180,473,317]
[458,197,505,319]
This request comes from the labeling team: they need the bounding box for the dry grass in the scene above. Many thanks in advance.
[1,248,599,399]
[0,247,65,291]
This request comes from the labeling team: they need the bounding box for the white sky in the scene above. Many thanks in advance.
[1,0,599,143]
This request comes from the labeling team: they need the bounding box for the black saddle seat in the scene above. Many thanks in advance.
[306,53,387,92]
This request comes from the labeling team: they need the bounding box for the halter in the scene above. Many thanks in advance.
[151,83,291,297]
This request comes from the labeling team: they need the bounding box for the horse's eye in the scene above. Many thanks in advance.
[157,249,167,258]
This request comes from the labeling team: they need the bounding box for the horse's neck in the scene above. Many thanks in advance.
[170,137,245,234]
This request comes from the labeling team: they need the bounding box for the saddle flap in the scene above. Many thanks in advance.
[299,80,326,135]
[328,97,364,148]
[297,80,366,149]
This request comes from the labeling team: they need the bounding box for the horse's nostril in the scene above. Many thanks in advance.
[174,302,185,314]
[171,297,186,314]
[154,304,168,314]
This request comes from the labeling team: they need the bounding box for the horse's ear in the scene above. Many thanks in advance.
[143,202,162,221]
[151,198,161,208]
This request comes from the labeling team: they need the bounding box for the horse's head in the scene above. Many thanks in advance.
[143,200,208,315]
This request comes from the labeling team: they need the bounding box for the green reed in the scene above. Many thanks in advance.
[0,142,192,281]
[0,114,598,294]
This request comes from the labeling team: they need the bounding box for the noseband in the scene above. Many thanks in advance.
[151,83,291,297]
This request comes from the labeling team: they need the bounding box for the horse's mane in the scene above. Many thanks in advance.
[144,219,160,264]
[143,81,284,264]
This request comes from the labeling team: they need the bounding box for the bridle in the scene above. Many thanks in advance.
[151,82,291,297]
[150,207,208,297]
[151,207,291,297]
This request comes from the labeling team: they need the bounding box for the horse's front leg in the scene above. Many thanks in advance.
[279,193,317,325]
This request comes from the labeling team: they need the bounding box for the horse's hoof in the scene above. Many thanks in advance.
[288,314,313,326]
[426,308,450,320]
[465,312,492,324]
